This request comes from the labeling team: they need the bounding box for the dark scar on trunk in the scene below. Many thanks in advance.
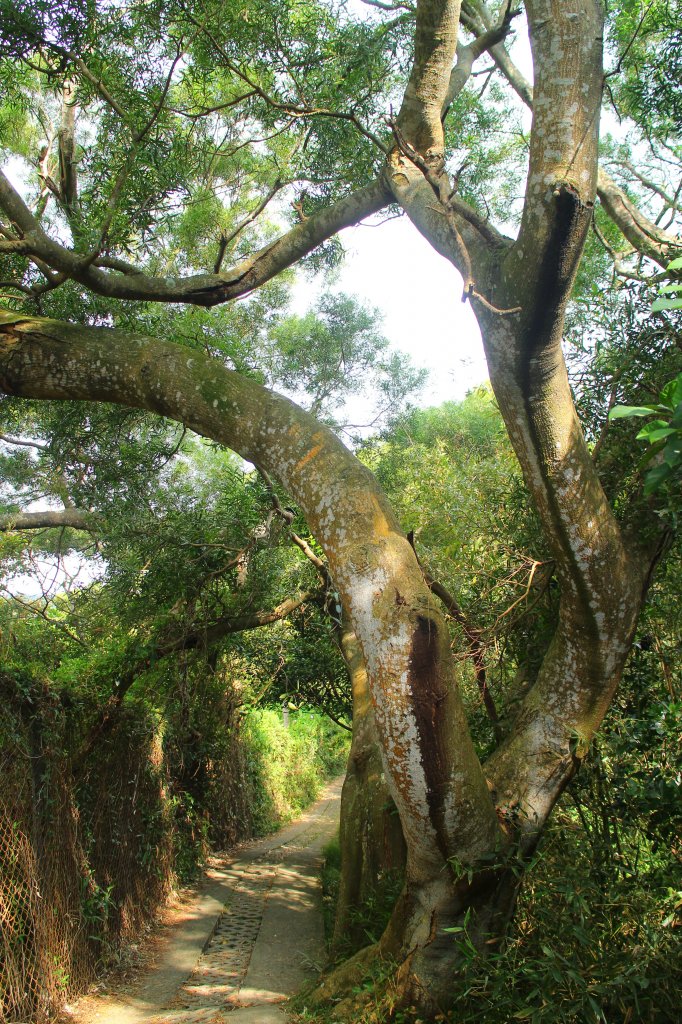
[522,183,592,365]
[408,614,450,860]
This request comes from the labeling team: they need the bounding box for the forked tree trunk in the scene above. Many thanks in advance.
[327,0,664,1005]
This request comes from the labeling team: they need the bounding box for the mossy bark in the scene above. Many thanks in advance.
[333,616,405,956]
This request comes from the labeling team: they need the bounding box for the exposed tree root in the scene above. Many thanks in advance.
[308,943,380,1008]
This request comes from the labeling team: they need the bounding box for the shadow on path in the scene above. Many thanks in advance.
[80,777,342,1024]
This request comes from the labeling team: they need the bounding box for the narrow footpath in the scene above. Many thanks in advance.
[77,777,342,1024]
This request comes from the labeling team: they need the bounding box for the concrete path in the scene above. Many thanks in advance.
[87,778,342,1024]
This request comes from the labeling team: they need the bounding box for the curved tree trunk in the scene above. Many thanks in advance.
[0,313,504,1005]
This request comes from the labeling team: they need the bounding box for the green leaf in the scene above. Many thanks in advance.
[643,462,674,494]
[663,438,682,466]
[636,426,676,443]
[651,297,682,311]
[609,404,657,420]
[660,375,682,410]
[666,256,682,270]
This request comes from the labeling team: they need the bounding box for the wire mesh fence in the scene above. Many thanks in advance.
[0,689,177,1023]
[0,745,93,1021]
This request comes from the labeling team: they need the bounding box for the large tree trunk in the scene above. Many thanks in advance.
[333,616,405,956]
[321,0,663,1010]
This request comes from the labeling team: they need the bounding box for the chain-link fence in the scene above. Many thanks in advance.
[1,732,95,1020]
[0,684,183,1023]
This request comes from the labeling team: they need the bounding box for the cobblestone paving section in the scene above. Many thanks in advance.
[147,866,276,1020]
[145,1009,228,1024]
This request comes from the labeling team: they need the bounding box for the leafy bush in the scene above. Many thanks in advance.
[436,826,681,1024]
[609,372,682,496]
[243,708,348,834]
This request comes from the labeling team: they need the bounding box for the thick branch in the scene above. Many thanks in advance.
[0,172,391,306]
[172,591,316,651]
[58,81,79,215]
[472,15,680,269]
[384,136,511,309]
[513,0,603,272]
[0,432,47,449]
[397,0,462,154]
[442,2,518,113]
[0,509,96,532]
[445,2,668,840]
[597,167,680,268]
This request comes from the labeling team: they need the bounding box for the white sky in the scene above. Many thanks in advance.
[337,217,488,405]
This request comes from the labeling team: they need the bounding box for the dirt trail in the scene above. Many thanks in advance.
[73,778,342,1024]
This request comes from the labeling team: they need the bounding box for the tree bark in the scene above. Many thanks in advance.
[332,614,406,956]
[0,509,96,532]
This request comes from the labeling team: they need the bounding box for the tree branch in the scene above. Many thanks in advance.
[0,509,97,532]
[0,171,391,306]
[512,0,602,272]
[214,179,285,273]
[420,562,501,736]
[58,81,79,216]
[442,1,519,114]
[257,465,333,585]
[0,432,48,449]
[609,160,682,214]
[388,120,516,309]
[396,0,461,154]
[73,589,318,769]
[597,167,680,269]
